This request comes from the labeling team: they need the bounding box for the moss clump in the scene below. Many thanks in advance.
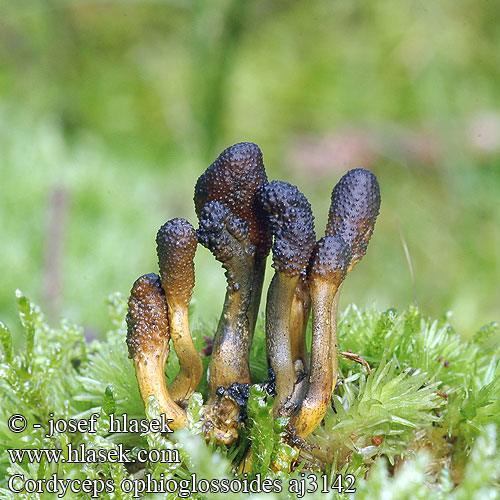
[0,292,499,499]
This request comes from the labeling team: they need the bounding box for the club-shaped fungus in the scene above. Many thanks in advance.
[156,218,203,406]
[197,201,256,443]
[194,142,270,339]
[257,180,316,415]
[290,235,351,437]
[326,168,381,272]
[126,273,186,429]
[124,148,383,455]
[326,168,381,377]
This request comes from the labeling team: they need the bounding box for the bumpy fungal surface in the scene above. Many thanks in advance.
[156,218,197,306]
[124,147,383,457]
[197,201,251,263]
[259,181,316,415]
[194,142,270,258]
[196,200,255,328]
[126,273,169,360]
[197,201,254,297]
[126,273,187,429]
[257,180,316,276]
[326,168,380,269]
[309,234,352,281]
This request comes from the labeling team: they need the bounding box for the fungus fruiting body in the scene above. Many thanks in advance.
[194,142,271,338]
[126,273,186,429]
[325,168,381,376]
[289,271,311,378]
[290,235,351,437]
[126,145,381,463]
[257,180,316,415]
[326,168,381,272]
[197,201,256,394]
[156,218,202,406]
[194,143,270,443]
[197,201,256,443]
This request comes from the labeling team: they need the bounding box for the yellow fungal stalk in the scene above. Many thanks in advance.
[156,218,203,406]
[126,274,186,430]
[257,180,316,416]
[290,235,350,437]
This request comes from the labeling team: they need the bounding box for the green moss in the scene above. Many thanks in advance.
[0,292,499,499]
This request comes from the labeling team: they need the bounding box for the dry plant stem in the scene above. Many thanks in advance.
[202,390,242,444]
[156,218,202,405]
[238,448,253,475]
[291,278,335,437]
[266,272,300,413]
[340,351,372,374]
[126,274,186,430]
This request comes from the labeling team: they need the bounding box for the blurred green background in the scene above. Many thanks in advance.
[1,0,498,340]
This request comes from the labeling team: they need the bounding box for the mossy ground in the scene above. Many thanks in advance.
[0,291,499,499]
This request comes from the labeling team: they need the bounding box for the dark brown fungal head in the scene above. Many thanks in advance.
[257,180,316,276]
[194,142,271,259]
[126,273,169,360]
[326,168,380,269]
[156,218,197,307]
[308,235,351,285]
[197,200,254,268]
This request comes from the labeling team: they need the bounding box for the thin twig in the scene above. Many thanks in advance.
[396,219,418,307]
[340,351,372,375]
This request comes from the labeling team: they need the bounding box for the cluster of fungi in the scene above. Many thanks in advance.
[126,142,380,468]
